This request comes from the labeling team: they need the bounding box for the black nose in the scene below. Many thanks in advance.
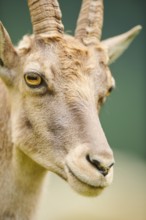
[86,155,114,177]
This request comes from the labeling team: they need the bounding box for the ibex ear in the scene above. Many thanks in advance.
[102,26,142,65]
[0,22,18,85]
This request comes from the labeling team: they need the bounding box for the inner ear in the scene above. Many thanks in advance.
[102,26,142,65]
[0,22,18,85]
[0,22,18,68]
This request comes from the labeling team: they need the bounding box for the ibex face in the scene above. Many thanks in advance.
[0,0,141,196]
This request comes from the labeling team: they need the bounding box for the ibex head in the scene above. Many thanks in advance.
[0,0,141,196]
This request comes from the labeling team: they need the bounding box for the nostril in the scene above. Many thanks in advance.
[86,155,114,177]
[109,162,115,168]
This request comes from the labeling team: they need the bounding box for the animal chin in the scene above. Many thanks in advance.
[65,165,105,197]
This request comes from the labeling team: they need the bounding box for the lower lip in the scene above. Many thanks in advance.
[66,165,104,190]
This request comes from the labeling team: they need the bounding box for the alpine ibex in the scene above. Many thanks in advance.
[0,0,141,219]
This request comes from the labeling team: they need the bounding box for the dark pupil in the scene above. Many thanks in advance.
[27,75,38,81]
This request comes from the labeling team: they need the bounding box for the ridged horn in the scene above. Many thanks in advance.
[27,0,64,37]
[75,0,104,45]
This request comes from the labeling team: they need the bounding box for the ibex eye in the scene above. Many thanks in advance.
[24,72,42,87]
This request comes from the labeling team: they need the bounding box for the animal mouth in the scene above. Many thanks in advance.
[65,164,105,196]
[67,165,98,188]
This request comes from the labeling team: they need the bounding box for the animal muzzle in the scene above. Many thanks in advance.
[65,115,115,196]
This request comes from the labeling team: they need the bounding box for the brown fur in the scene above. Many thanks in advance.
[0,1,141,219]
[0,33,114,219]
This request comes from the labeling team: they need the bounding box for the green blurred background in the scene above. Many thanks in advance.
[0,1,145,220]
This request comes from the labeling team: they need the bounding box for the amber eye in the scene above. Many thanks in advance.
[24,72,42,87]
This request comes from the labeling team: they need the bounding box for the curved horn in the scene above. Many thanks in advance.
[27,0,64,37]
[75,0,104,45]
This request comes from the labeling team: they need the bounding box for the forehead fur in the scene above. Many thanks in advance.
[16,34,112,89]
[16,34,108,65]
[16,35,35,55]
[17,36,87,81]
